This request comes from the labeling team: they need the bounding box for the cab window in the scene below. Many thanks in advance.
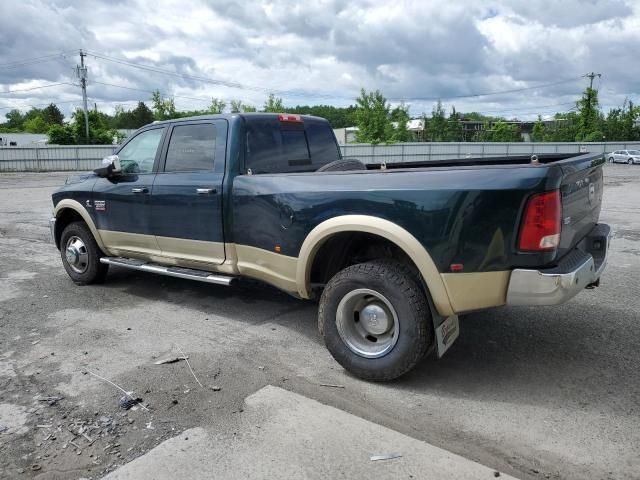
[164,123,216,172]
[118,128,164,174]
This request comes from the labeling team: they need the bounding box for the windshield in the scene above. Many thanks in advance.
[628,150,640,155]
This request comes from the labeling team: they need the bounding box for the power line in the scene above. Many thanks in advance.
[0,51,77,69]
[91,80,214,103]
[85,50,338,99]
[0,82,76,95]
[471,101,577,115]
[0,99,80,111]
[86,50,583,102]
[389,78,582,102]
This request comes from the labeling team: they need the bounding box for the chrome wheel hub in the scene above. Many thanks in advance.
[65,236,89,274]
[336,288,399,359]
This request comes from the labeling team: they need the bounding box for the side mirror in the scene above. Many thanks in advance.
[94,154,121,177]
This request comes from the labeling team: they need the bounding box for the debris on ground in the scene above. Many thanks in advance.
[31,339,40,345]
[319,383,345,388]
[370,453,402,461]
[154,356,188,365]
[119,395,143,410]
[38,395,64,406]
[209,385,222,392]
[176,345,204,388]
[87,370,150,411]
[0,424,8,433]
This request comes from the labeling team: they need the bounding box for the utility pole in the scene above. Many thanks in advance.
[76,50,89,142]
[585,72,601,90]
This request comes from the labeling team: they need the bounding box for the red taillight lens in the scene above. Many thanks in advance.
[518,190,561,251]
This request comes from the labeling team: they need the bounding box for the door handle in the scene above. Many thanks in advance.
[196,188,217,195]
[131,187,149,194]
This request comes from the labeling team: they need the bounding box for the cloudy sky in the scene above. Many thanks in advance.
[1,0,639,120]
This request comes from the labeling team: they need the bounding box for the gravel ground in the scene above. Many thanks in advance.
[0,164,638,480]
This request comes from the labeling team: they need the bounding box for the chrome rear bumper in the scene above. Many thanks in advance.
[507,224,610,306]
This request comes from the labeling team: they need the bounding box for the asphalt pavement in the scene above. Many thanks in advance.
[0,164,638,480]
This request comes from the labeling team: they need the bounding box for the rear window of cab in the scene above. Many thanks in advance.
[244,116,340,174]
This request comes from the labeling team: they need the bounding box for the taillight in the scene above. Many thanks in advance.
[518,190,561,251]
[278,114,302,123]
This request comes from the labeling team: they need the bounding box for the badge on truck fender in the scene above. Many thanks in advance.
[435,315,459,358]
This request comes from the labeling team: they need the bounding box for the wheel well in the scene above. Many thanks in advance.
[309,232,421,288]
[54,208,84,249]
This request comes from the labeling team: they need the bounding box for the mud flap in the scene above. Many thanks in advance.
[434,314,459,358]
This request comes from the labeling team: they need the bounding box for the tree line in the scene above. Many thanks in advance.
[1,85,638,145]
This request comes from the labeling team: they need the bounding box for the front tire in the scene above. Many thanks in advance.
[318,260,432,381]
[60,221,108,285]
[628,158,634,165]
[608,157,614,163]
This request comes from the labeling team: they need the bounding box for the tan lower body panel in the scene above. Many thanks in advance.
[99,230,161,256]
[97,230,297,294]
[156,236,225,265]
[234,244,298,293]
[440,271,511,313]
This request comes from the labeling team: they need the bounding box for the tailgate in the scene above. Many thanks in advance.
[557,154,604,256]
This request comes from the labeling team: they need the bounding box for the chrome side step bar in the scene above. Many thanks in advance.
[100,257,235,286]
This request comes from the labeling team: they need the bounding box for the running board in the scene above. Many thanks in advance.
[100,257,235,286]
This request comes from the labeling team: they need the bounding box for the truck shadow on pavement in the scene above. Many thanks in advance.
[100,267,639,415]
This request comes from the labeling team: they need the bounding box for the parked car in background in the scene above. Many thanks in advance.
[608,150,640,164]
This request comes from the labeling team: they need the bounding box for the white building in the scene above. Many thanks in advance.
[0,133,48,147]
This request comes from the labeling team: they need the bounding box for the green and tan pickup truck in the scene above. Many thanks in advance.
[50,113,610,381]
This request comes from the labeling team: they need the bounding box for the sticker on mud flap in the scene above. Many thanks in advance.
[435,314,459,358]
[94,200,106,212]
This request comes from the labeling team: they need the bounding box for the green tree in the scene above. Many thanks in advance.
[620,100,639,141]
[40,103,64,126]
[426,100,447,141]
[208,98,226,114]
[263,94,284,112]
[575,87,603,141]
[151,90,177,120]
[482,121,521,142]
[24,115,49,133]
[4,109,25,130]
[130,102,154,128]
[445,107,463,141]
[47,124,77,144]
[229,100,258,113]
[604,108,623,141]
[66,109,120,145]
[287,104,357,128]
[531,115,546,142]
[354,88,393,144]
[390,103,411,142]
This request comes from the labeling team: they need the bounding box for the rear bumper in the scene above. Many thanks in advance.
[506,224,610,306]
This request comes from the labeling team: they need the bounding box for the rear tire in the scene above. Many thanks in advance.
[608,157,614,163]
[628,158,634,165]
[318,260,432,381]
[60,221,109,285]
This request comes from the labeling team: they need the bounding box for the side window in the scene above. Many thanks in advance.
[118,128,164,174]
[164,124,216,172]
